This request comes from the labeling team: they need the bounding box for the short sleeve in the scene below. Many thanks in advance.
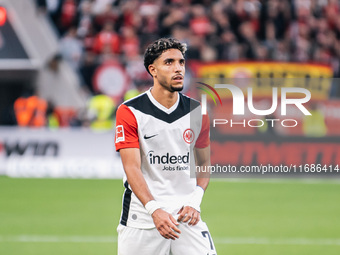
[115,104,139,151]
[195,114,210,148]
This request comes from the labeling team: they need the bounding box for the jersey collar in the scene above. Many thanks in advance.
[146,88,180,114]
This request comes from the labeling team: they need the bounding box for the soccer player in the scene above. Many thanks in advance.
[115,38,217,255]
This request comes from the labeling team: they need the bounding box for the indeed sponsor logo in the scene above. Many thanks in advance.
[147,151,189,165]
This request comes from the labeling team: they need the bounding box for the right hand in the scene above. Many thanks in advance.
[151,209,181,240]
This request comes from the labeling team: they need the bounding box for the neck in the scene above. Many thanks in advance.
[150,85,178,109]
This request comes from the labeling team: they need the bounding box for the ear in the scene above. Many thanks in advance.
[148,64,156,77]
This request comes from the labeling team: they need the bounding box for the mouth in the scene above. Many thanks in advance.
[172,75,184,82]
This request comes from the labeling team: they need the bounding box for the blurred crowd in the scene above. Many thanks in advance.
[17,0,339,129]
[37,0,340,76]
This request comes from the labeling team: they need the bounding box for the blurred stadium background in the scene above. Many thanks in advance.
[0,0,339,254]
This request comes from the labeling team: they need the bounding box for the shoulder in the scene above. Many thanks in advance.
[116,91,150,116]
[179,93,200,111]
[121,91,149,110]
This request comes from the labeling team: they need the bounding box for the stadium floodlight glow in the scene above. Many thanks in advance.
[0,7,6,26]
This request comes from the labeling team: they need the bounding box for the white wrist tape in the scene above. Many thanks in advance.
[185,186,204,212]
[145,200,161,216]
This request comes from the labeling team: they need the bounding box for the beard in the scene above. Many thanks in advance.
[170,84,184,92]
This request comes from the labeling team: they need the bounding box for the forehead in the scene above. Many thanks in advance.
[158,48,184,60]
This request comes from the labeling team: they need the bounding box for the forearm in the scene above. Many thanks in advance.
[195,146,211,192]
[197,175,210,191]
[192,160,210,211]
[119,148,154,206]
[119,148,180,239]
[124,165,154,206]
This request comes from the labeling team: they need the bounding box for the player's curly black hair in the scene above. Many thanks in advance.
[144,38,187,76]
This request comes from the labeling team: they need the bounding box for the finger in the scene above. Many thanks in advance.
[169,214,180,227]
[189,212,200,226]
[169,223,181,235]
[160,226,177,240]
[177,207,188,222]
[181,207,195,222]
[168,235,175,240]
[188,213,198,226]
[164,232,175,240]
[182,212,193,223]
[191,216,199,226]
[177,206,183,214]
[165,234,174,240]
[168,215,181,234]
[159,229,170,239]
[165,225,180,239]
[169,229,179,239]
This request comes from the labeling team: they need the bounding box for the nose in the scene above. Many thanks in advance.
[174,61,183,72]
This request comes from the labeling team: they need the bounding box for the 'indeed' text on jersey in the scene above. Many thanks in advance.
[147,151,189,165]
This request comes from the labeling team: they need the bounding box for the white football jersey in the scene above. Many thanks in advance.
[115,89,209,229]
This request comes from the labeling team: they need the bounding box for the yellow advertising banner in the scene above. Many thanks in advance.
[189,62,333,100]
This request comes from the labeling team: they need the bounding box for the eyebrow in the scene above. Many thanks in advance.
[163,58,185,63]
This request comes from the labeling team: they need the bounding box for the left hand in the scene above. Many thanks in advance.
[177,206,200,226]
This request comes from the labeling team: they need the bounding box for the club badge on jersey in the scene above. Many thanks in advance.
[183,129,195,144]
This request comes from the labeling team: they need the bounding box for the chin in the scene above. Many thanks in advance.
[170,84,184,92]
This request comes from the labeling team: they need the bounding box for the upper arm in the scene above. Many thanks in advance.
[195,114,210,149]
[194,111,210,166]
[119,147,141,172]
[115,104,139,151]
